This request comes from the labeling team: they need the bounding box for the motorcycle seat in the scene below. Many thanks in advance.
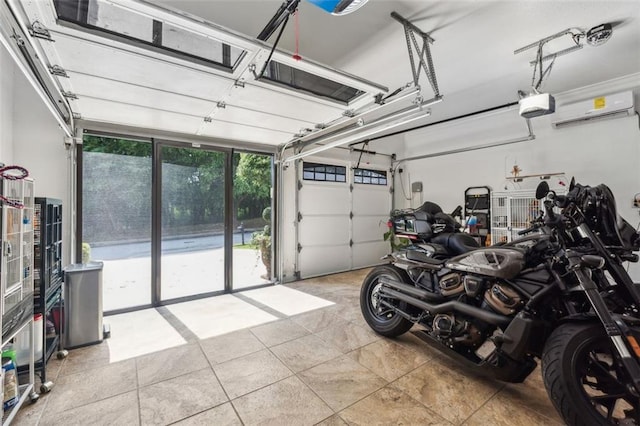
[432,233,480,255]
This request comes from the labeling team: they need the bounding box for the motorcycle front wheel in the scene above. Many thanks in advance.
[360,265,413,338]
[542,322,640,425]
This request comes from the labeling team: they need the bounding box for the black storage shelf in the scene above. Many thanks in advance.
[34,278,62,312]
[30,197,64,388]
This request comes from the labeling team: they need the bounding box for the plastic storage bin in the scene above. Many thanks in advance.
[63,262,104,348]
[15,314,43,366]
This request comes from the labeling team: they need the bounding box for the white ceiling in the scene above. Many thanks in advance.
[12,0,640,148]
[155,0,640,121]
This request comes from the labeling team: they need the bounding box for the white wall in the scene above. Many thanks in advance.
[12,64,71,266]
[394,83,640,280]
[0,44,14,164]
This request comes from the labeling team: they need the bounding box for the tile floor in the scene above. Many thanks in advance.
[13,269,564,426]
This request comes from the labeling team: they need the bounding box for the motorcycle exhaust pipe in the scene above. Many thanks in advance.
[379,277,444,302]
[379,284,511,328]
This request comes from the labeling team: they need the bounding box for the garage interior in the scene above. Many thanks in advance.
[0,0,639,424]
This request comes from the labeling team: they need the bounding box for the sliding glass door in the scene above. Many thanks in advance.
[81,136,152,311]
[160,145,227,301]
[232,152,273,289]
[80,135,274,312]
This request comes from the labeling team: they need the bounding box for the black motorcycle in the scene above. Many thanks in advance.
[361,179,640,425]
[389,202,480,259]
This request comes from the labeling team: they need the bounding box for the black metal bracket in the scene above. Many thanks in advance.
[257,0,300,41]
[254,0,301,81]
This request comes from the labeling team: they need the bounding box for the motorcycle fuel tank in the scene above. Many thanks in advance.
[445,248,525,280]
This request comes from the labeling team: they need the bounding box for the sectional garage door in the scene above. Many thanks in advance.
[297,160,391,278]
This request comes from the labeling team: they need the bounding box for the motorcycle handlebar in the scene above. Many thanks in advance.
[544,200,557,223]
[518,226,537,236]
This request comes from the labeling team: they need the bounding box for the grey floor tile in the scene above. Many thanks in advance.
[44,359,137,414]
[391,360,503,424]
[172,402,242,425]
[271,334,342,373]
[298,355,386,411]
[136,343,208,387]
[199,329,265,365]
[315,415,348,426]
[139,368,227,425]
[44,356,65,382]
[349,339,429,381]
[291,309,350,333]
[318,292,360,305]
[331,303,367,327]
[213,349,293,399]
[463,392,563,426]
[10,390,47,426]
[39,390,139,426]
[250,319,310,347]
[58,342,111,377]
[339,387,452,425]
[315,322,379,353]
[232,376,333,426]
[499,367,564,424]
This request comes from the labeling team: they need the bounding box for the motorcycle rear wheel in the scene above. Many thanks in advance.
[542,322,640,425]
[360,265,413,337]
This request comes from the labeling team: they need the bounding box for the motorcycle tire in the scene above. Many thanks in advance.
[360,265,414,338]
[542,322,639,426]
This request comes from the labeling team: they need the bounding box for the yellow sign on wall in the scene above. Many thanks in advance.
[594,97,606,109]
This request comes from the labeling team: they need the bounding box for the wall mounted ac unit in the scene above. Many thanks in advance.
[551,91,635,128]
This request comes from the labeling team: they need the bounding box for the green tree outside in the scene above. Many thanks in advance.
[82,136,271,243]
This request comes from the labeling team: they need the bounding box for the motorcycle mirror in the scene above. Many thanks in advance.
[569,177,576,191]
[536,181,550,200]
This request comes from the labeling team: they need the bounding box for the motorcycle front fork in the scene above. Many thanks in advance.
[569,254,640,396]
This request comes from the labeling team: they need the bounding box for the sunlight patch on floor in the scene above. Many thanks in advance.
[166,294,278,339]
[106,309,186,363]
[242,285,335,316]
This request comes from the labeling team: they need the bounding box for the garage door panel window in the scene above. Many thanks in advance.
[264,61,364,104]
[354,168,387,186]
[53,0,244,70]
[302,162,346,183]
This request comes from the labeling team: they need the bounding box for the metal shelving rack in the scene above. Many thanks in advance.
[1,177,38,424]
[26,198,65,392]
